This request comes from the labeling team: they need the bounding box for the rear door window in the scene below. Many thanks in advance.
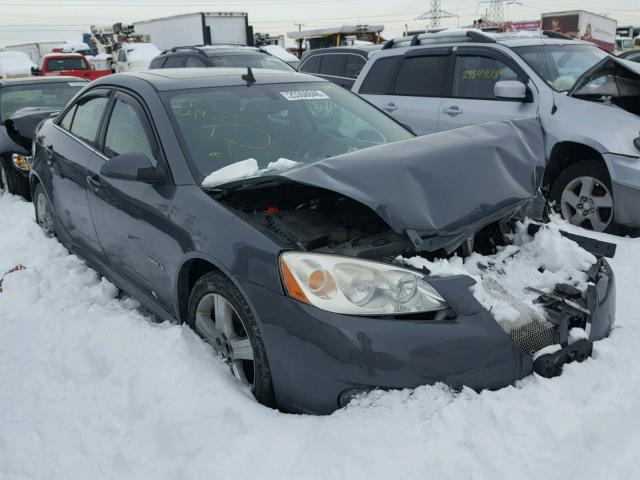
[358,56,401,94]
[344,55,366,79]
[186,56,207,67]
[300,55,321,74]
[320,54,346,77]
[163,55,187,68]
[393,55,450,97]
[452,55,519,99]
[68,94,109,145]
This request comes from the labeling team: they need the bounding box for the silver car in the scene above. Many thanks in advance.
[353,30,640,233]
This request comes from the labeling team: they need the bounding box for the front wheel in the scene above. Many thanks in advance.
[550,160,617,233]
[33,183,56,237]
[187,271,276,408]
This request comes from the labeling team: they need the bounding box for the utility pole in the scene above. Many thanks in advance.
[293,22,304,32]
[416,0,457,29]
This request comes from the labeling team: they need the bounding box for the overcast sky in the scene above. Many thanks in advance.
[1,0,638,47]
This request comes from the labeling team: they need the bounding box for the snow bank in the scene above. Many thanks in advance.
[1,192,639,480]
[403,221,596,323]
[201,158,300,188]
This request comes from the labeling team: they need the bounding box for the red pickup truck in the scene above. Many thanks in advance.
[31,53,111,81]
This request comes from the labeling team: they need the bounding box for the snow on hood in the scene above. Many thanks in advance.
[403,221,597,324]
[202,158,301,188]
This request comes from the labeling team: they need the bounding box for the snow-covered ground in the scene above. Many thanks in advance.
[1,191,639,479]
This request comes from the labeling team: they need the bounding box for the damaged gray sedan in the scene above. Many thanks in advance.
[31,69,616,414]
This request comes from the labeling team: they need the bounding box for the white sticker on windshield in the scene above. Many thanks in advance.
[280,90,330,101]
[68,82,87,87]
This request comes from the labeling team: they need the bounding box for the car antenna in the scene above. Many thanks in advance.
[242,67,256,86]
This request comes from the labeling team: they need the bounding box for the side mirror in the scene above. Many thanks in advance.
[100,152,165,185]
[30,67,41,76]
[494,80,528,101]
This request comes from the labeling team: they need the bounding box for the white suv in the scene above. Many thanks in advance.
[352,30,640,233]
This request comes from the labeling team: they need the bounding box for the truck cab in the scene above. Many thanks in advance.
[32,53,111,81]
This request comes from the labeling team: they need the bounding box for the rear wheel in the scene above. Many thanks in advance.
[550,160,617,233]
[187,271,276,408]
[33,183,55,237]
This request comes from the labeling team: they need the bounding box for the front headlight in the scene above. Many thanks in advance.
[280,252,448,315]
[12,153,33,171]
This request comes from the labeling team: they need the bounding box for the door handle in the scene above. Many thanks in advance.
[86,175,101,191]
[382,102,398,112]
[442,106,463,116]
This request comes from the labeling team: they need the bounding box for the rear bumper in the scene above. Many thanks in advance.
[240,258,615,414]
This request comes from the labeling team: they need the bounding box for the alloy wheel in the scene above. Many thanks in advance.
[560,175,613,232]
[36,190,55,235]
[194,293,256,387]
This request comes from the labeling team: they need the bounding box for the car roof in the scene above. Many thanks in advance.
[304,45,383,55]
[160,45,263,56]
[372,38,593,60]
[42,52,85,59]
[0,76,89,87]
[373,30,594,58]
[106,67,324,91]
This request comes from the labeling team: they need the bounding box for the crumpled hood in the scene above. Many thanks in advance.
[569,55,640,99]
[216,117,546,252]
[4,107,58,151]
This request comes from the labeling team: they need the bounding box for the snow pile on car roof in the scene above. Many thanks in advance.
[403,221,597,324]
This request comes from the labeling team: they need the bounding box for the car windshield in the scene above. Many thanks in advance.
[206,53,293,71]
[163,81,413,184]
[513,44,609,92]
[46,57,88,71]
[0,82,84,122]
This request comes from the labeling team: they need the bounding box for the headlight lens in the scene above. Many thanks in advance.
[279,252,448,315]
[11,153,33,171]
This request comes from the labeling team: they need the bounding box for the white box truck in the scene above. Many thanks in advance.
[541,10,617,52]
[3,41,63,65]
[132,12,252,51]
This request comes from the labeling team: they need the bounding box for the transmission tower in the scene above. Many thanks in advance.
[480,0,520,24]
[416,0,457,29]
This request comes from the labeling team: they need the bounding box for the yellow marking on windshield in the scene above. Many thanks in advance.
[462,69,501,80]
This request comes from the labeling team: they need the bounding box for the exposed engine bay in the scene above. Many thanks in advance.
[571,57,640,116]
[218,179,515,261]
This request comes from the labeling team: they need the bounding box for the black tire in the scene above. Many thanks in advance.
[33,182,56,237]
[550,159,619,234]
[0,159,31,199]
[187,271,276,408]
